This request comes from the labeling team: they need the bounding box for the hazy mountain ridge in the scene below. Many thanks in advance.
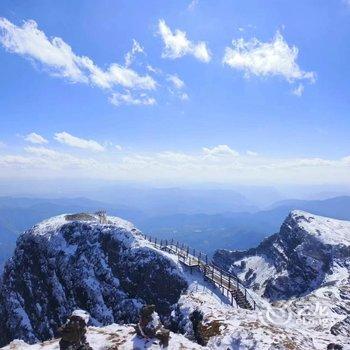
[1,195,350,269]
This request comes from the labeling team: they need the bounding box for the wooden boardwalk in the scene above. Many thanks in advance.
[142,235,257,310]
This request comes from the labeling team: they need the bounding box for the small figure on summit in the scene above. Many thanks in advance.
[95,210,107,224]
[58,310,92,350]
[135,304,170,347]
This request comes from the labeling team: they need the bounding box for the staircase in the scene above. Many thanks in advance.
[141,234,258,311]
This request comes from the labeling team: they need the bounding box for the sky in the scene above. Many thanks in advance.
[0,0,349,185]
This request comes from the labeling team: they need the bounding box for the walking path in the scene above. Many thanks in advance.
[142,235,258,310]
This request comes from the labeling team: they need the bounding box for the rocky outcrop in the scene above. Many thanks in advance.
[331,316,350,337]
[213,210,350,301]
[0,214,187,346]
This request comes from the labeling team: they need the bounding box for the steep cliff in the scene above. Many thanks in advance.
[0,213,187,346]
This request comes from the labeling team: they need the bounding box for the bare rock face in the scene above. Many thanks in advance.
[330,316,350,337]
[213,210,350,301]
[0,214,187,346]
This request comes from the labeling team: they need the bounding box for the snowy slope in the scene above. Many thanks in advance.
[213,210,350,349]
[214,210,350,300]
[288,210,350,245]
[2,324,204,350]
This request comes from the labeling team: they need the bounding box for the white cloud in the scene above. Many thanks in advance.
[180,92,189,101]
[109,91,156,107]
[223,31,315,83]
[292,83,304,97]
[1,145,349,184]
[146,65,161,74]
[22,146,99,170]
[0,18,156,95]
[0,18,87,82]
[167,74,185,89]
[25,146,61,158]
[0,141,6,148]
[157,151,196,163]
[115,145,123,151]
[203,145,239,158]
[124,39,144,67]
[158,19,211,62]
[246,150,258,156]
[24,132,48,144]
[188,0,199,11]
[54,132,105,152]
[73,56,156,90]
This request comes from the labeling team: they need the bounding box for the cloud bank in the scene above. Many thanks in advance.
[0,142,349,185]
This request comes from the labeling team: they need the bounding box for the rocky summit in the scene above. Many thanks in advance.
[0,213,187,346]
[213,210,350,301]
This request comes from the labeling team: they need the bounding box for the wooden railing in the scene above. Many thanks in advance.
[139,234,259,311]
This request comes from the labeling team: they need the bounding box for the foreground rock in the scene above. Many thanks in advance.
[135,304,170,347]
[2,324,204,350]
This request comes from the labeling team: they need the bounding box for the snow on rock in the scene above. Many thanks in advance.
[0,214,188,347]
[171,280,350,350]
[2,210,350,350]
[214,210,350,301]
[288,210,350,246]
[213,210,350,349]
[2,324,205,350]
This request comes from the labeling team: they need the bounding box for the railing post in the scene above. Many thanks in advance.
[144,235,257,310]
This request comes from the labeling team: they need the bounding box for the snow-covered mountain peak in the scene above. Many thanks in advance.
[31,213,137,237]
[287,210,350,246]
[0,213,188,346]
[214,211,350,301]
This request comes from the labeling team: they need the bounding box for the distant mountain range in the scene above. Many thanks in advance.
[0,195,350,268]
[135,195,350,254]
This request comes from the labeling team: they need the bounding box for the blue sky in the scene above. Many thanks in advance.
[0,0,349,185]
